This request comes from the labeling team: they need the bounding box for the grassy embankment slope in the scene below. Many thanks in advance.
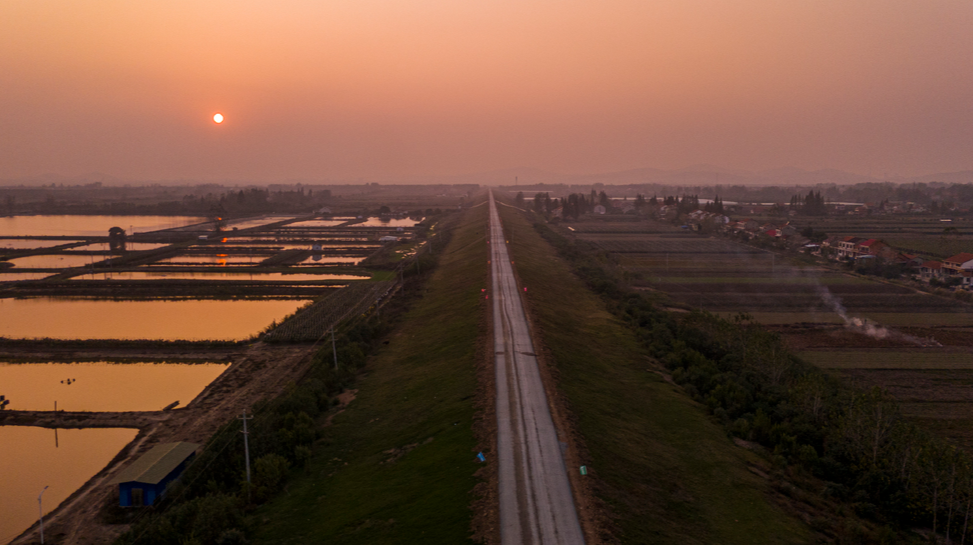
[253,203,488,544]
[497,203,809,544]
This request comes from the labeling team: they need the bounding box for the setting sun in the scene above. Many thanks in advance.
[213,113,224,124]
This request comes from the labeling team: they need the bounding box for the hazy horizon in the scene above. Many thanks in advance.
[2,1,972,183]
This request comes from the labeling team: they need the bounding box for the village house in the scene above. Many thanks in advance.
[655,205,678,221]
[856,239,887,258]
[685,209,729,231]
[920,260,945,282]
[836,236,862,259]
[893,253,923,268]
[943,253,973,275]
[943,253,973,287]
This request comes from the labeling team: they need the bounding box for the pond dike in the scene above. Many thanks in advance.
[0,409,172,429]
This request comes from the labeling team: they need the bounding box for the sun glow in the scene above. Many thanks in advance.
[212,113,224,124]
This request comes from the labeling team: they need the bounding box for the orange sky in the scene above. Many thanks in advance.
[1,0,971,182]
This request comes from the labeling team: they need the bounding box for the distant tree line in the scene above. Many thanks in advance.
[0,187,333,217]
[788,190,828,216]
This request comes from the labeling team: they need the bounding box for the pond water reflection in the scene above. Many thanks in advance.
[0,272,54,282]
[0,239,73,251]
[0,362,229,411]
[153,255,269,266]
[9,254,103,268]
[0,298,311,340]
[294,255,363,265]
[71,242,171,252]
[0,426,138,544]
[356,217,422,227]
[285,219,350,227]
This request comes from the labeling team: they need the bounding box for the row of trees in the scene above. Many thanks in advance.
[515,190,728,219]
[515,190,614,218]
[788,190,829,216]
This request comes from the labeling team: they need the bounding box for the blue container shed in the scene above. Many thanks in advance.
[110,441,199,507]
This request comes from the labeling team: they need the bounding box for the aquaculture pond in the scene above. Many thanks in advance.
[356,217,422,227]
[294,255,364,265]
[0,239,73,251]
[8,254,105,268]
[152,255,270,266]
[285,219,351,227]
[0,426,138,544]
[73,271,368,281]
[0,216,204,237]
[0,298,312,340]
[223,216,295,230]
[0,272,54,282]
[71,242,172,252]
[203,242,376,250]
[0,361,229,411]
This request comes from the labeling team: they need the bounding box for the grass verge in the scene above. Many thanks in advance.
[251,203,488,544]
[498,205,809,544]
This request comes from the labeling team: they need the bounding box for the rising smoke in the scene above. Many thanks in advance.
[816,286,940,346]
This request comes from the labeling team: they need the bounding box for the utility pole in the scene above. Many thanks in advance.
[331,327,338,370]
[239,410,252,501]
[38,485,49,544]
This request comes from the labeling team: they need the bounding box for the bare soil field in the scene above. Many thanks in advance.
[775,325,973,350]
[796,351,973,369]
[563,216,973,455]
[838,369,973,402]
[648,282,915,294]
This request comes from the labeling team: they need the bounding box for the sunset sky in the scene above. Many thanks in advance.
[1,0,971,182]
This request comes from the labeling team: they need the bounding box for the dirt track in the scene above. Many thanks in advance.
[9,342,319,545]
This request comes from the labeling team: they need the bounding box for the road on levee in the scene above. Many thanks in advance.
[489,191,585,545]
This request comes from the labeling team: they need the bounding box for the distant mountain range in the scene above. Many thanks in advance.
[5,166,973,187]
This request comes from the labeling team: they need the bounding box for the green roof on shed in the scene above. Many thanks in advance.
[110,442,199,485]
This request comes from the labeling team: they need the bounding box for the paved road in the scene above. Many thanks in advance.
[489,192,585,545]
